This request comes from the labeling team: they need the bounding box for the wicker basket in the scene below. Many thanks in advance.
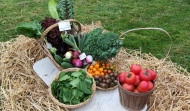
[118,80,155,110]
[39,19,82,70]
[48,68,96,109]
[85,61,118,90]
[117,28,172,110]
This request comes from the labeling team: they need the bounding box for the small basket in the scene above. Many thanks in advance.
[118,81,154,110]
[117,28,172,110]
[39,19,82,70]
[86,61,118,90]
[48,68,96,109]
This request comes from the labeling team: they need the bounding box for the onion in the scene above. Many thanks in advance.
[73,51,80,58]
[85,55,93,64]
[65,51,72,59]
[72,59,83,67]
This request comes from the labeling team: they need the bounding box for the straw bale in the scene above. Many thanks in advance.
[110,48,190,111]
[0,35,68,111]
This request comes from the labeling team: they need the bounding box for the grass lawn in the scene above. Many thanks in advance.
[0,0,190,71]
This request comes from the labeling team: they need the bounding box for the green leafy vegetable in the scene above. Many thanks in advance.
[48,0,59,19]
[71,72,83,78]
[58,75,70,81]
[69,78,80,88]
[51,70,93,105]
[78,82,93,95]
[15,21,43,38]
[83,28,123,61]
[62,34,81,52]
[78,32,88,52]
[84,77,93,89]
[62,88,73,104]
[57,0,74,20]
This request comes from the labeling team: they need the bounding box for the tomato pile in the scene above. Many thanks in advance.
[119,64,157,93]
[87,62,118,89]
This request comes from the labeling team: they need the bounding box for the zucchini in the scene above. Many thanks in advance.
[61,62,73,69]
[62,58,71,63]
[54,55,63,64]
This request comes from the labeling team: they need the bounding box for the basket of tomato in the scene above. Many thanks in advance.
[86,61,119,90]
[118,64,157,110]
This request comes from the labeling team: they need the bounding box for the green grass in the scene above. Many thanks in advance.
[0,0,190,71]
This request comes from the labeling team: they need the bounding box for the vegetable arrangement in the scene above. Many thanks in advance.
[51,69,94,105]
[119,64,157,93]
[87,62,119,89]
[49,33,93,69]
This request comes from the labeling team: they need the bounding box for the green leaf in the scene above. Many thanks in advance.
[51,81,58,96]
[57,0,67,20]
[62,88,73,104]
[71,71,83,78]
[73,89,84,99]
[58,75,70,81]
[48,0,59,19]
[71,97,80,105]
[78,82,93,94]
[83,95,91,102]
[84,77,93,89]
[59,72,66,78]
[70,78,80,88]
[15,21,43,38]
[78,69,87,76]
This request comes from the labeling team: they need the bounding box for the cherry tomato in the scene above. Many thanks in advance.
[134,75,141,86]
[148,81,154,90]
[148,70,157,80]
[104,69,108,73]
[130,64,142,75]
[133,88,140,93]
[124,72,136,84]
[139,70,152,81]
[107,70,112,74]
[122,83,134,91]
[138,81,149,93]
[119,73,125,83]
[106,63,110,67]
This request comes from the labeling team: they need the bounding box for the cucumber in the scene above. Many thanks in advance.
[61,62,73,69]
[62,58,71,63]
[54,55,63,64]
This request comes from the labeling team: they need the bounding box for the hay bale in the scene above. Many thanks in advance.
[0,36,68,111]
[110,48,190,111]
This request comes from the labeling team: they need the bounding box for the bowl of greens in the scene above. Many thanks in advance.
[48,68,96,108]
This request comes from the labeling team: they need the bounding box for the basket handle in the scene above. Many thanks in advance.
[40,19,82,45]
[118,28,172,63]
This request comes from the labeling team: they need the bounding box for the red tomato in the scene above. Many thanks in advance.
[133,88,140,93]
[122,83,134,91]
[134,75,141,86]
[139,70,152,81]
[119,73,126,83]
[138,81,149,93]
[148,70,157,80]
[148,81,154,90]
[124,72,136,84]
[130,64,142,75]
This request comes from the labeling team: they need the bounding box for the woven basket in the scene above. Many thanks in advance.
[39,19,82,70]
[117,28,172,110]
[48,68,96,109]
[85,61,118,90]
